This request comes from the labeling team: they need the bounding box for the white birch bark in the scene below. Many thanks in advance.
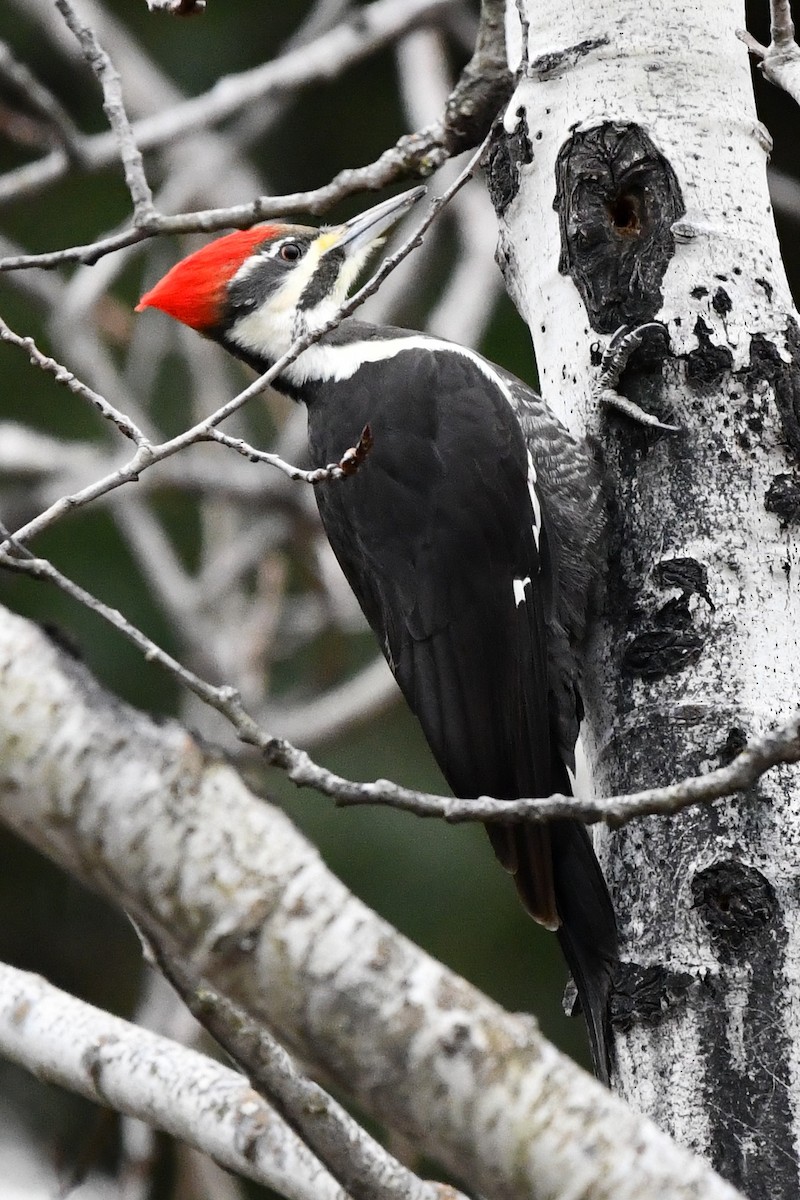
[492,1,800,1195]
[0,604,744,1200]
[0,963,346,1200]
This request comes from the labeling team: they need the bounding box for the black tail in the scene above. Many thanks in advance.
[491,810,618,1083]
[551,818,618,1084]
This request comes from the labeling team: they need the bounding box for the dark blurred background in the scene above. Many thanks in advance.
[0,1,798,1195]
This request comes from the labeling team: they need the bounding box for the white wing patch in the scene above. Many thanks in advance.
[513,576,532,607]
[526,450,542,552]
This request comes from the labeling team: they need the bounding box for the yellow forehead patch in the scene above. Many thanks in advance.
[316,231,341,253]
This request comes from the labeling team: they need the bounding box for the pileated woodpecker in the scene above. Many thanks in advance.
[137,188,618,1080]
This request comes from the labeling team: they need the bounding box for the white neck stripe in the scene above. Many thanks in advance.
[281,334,510,394]
[279,334,542,547]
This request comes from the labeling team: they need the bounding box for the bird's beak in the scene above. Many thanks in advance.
[333,187,426,256]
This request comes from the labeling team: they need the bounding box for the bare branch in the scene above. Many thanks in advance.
[0,607,749,1200]
[1,524,797,835]
[0,961,347,1200]
[0,421,302,509]
[0,0,506,275]
[4,147,482,551]
[0,0,454,213]
[0,39,84,159]
[0,316,147,445]
[738,0,800,107]
[207,424,374,485]
[152,946,456,1200]
[54,0,155,223]
[308,715,800,827]
[443,0,513,153]
[0,127,448,272]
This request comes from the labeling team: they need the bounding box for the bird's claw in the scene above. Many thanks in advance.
[594,322,679,433]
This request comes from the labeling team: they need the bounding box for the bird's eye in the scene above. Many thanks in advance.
[280,241,302,263]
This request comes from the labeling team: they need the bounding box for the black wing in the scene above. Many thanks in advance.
[307,342,617,1078]
[309,347,561,924]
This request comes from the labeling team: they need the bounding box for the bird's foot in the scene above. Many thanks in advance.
[594,323,679,433]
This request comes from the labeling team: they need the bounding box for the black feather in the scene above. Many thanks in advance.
[289,324,616,1079]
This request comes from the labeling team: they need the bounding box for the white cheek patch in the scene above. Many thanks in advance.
[513,576,532,606]
[230,303,296,362]
[271,239,328,314]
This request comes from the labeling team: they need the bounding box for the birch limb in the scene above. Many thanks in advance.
[0,961,346,1200]
[492,0,800,1194]
[0,604,744,1200]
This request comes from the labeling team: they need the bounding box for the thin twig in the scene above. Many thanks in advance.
[738,0,800,108]
[206,424,373,484]
[0,0,504,272]
[0,533,797,834]
[54,0,155,223]
[4,145,484,551]
[0,40,85,161]
[0,0,454,215]
[0,316,146,445]
[0,127,448,272]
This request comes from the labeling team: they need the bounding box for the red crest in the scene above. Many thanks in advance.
[136,225,279,329]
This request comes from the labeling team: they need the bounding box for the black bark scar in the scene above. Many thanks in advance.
[693,861,778,960]
[747,320,800,460]
[484,108,533,218]
[529,37,609,80]
[610,961,695,1030]
[622,595,705,679]
[766,473,800,527]
[686,317,733,391]
[553,122,685,333]
[653,557,713,607]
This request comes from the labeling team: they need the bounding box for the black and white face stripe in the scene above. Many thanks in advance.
[297,247,345,311]
[226,231,315,317]
[228,235,374,358]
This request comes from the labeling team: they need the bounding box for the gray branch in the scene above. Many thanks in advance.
[54,0,155,222]
[0,605,746,1200]
[0,0,455,212]
[152,946,456,1200]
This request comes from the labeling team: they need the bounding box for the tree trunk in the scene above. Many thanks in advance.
[489,1,800,1196]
